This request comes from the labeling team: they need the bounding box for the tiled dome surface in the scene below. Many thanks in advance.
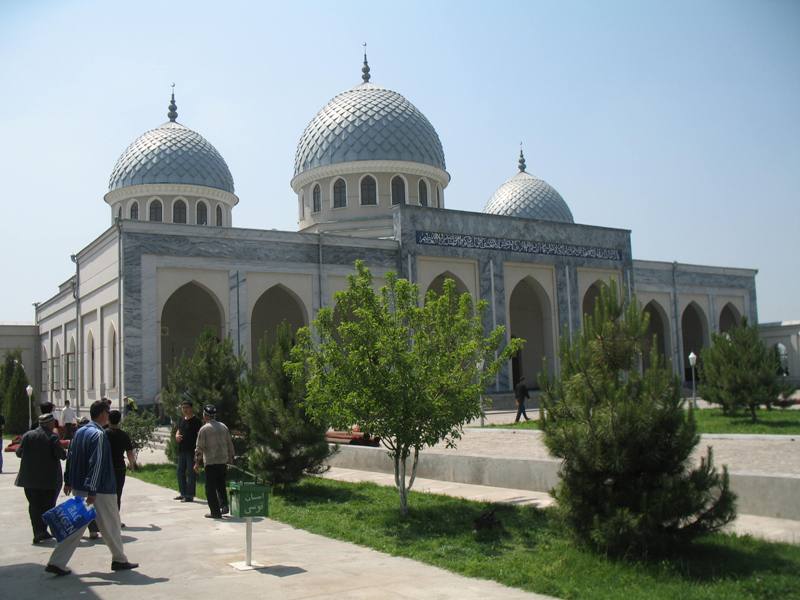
[294,83,446,176]
[484,171,574,223]
[108,121,234,193]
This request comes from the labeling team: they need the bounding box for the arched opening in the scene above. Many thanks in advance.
[509,277,554,388]
[173,199,187,224]
[215,204,223,226]
[719,303,741,333]
[582,281,604,326]
[426,272,469,297]
[53,343,61,392]
[642,301,670,370]
[312,184,321,212]
[360,175,377,205]
[333,178,347,208]
[108,327,117,389]
[40,346,49,394]
[86,331,95,391]
[161,282,224,385]
[250,285,307,363]
[149,199,163,222]
[681,302,708,382]
[130,201,139,220]
[391,176,406,205]
[67,337,76,391]
[197,202,208,225]
[418,179,428,206]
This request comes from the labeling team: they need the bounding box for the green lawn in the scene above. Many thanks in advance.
[482,408,800,435]
[130,464,800,600]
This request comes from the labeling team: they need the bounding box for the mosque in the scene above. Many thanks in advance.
[25,56,764,410]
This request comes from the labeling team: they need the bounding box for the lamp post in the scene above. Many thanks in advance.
[25,384,34,430]
[688,352,697,409]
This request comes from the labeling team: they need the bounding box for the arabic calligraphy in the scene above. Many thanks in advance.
[415,231,623,261]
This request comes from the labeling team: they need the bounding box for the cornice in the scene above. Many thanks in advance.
[103,184,239,206]
[291,160,450,192]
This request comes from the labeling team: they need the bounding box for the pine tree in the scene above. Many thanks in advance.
[3,357,35,434]
[241,322,332,486]
[540,281,736,557]
[699,319,789,422]
[0,350,21,414]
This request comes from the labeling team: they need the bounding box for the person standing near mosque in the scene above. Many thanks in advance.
[194,404,235,519]
[106,409,137,517]
[60,400,77,440]
[514,376,531,423]
[45,400,138,576]
[15,413,66,543]
[174,396,202,502]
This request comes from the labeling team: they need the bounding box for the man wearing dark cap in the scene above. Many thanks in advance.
[174,395,202,502]
[194,404,235,519]
[45,400,137,576]
[15,413,66,543]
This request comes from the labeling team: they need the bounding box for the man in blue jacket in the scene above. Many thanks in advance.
[45,401,138,576]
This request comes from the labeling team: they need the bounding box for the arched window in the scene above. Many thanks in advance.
[87,331,95,390]
[149,199,163,222]
[436,186,441,208]
[299,193,305,220]
[418,179,428,206]
[109,328,117,388]
[333,179,347,208]
[52,344,61,391]
[215,205,223,226]
[391,176,406,205]
[173,199,187,224]
[312,184,321,212]
[360,175,377,205]
[130,202,139,220]
[197,202,208,225]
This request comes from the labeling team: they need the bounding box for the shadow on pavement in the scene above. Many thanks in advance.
[83,570,170,586]
[121,524,161,532]
[250,564,307,577]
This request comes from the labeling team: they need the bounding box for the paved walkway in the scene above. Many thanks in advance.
[0,450,553,600]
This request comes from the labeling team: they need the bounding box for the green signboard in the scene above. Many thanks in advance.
[228,481,270,518]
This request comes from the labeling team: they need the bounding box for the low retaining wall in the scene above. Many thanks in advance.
[327,444,800,521]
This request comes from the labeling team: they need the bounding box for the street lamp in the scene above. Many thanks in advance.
[25,384,34,430]
[688,352,697,409]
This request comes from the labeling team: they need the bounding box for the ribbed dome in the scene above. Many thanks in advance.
[484,152,573,223]
[108,119,234,194]
[294,82,446,177]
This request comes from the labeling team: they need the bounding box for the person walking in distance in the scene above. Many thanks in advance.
[45,401,138,576]
[60,400,77,440]
[514,376,531,423]
[174,395,202,502]
[194,404,234,519]
[15,413,66,543]
[106,409,137,524]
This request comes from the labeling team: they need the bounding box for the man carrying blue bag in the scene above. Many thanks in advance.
[45,400,138,577]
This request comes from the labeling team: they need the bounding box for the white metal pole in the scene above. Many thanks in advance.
[245,517,252,567]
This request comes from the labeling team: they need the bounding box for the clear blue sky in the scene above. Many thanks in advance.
[1,0,797,323]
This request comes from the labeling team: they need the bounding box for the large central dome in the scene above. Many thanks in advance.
[293,81,446,177]
[108,97,234,194]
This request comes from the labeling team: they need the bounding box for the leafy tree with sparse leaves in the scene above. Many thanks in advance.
[540,281,736,557]
[162,329,247,461]
[240,322,333,486]
[699,318,791,422]
[288,260,522,515]
[122,410,159,460]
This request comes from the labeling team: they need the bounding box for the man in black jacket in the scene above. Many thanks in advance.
[175,396,202,502]
[15,413,66,543]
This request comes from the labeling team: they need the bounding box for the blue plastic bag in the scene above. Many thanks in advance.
[43,496,97,542]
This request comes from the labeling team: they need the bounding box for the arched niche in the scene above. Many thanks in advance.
[250,285,307,364]
[719,303,741,333]
[681,301,708,382]
[160,282,224,385]
[642,300,670,370]
[508,276,554,389]
[426,271,469,298]
[582,281,605,326]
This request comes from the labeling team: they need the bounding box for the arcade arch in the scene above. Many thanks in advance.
[642,300,670,370]
[426,271,469,298]
[681,301,708,382]
[508,276,554,388]
[250,285,307,363]
[719,303,741,333]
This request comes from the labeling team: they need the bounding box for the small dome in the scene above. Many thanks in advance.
[483,152,573,223]
[294,81,446,177]
[108,96,234,193]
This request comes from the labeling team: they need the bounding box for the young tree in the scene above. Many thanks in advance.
[699,319,789,422]
[122,410,159,460]
[3,356,36,434]
[288,260,522,515]
[540,281,736,557]
[240,322,332,486]
[162,329,247,459]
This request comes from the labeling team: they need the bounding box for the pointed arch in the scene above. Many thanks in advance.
[508,276,555,387]
[359,174,378,205]
[681,301,709,382]
[582,280,605,326]
[332,178,347,208]
[86,330,96,391]
[719,302,741,333]
[160,281,224,385]
[172,199,187,223]
[196,200,208,225]
[53,342,61,392]
[642,300,671,370]
[418,178,428,206]
[426,271,469,298]
[215,204,224,226]
[312,184,321,213]
[250,284,308,363]
[66,336,76,391]
[391,175,406,205]
[148,198,163,222]
[40,345,49,393]
[107,324,117,389]
[129,200,139,220]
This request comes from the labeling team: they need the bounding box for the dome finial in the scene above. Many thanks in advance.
[361,42,371,83]
[518,143,527,172]
[168,83,178,122]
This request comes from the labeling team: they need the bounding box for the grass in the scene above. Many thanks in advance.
[482,408,800,435]
[131,463,800,600]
